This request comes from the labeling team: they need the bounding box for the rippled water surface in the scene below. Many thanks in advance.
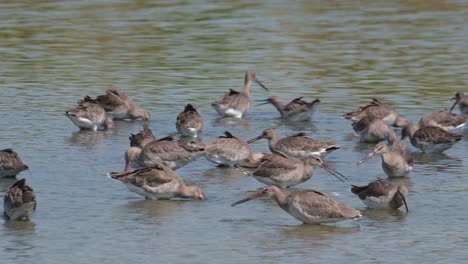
[1,1,468,263]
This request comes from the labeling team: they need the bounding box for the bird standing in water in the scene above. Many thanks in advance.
[212,70,269,118]
[232,185,361,224]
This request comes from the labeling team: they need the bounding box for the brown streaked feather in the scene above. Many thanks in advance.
[110,167,175,187]
[95,86,135,112]
[419,110,468,131]
[213,91,250,113]
[351,178,393,200]
[288,190,359,219]
[0,149,28,173]
[4,179,36,217]
[413,126,462,144]
[252,154,301,177]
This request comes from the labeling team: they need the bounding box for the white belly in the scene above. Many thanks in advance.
[68,115,98,131]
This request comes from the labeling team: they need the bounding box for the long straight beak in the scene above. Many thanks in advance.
[254,79,269,92]
[449,100,459,113]
[247,135,264,144]
[231,192,264,207]
[357,151,377,165]
[397,189,409,213]
[255,99,270,106]
[319,163,348,182]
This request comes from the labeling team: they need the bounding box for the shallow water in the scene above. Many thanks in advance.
[1,1,468,263]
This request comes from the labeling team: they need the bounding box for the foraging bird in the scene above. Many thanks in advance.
[419,110,468,134]
[124,136,204,171]
[449,91,468,115]
[343,98,399,126]
[247,128,340,159]
[357,141,413,178]
[108,166,205,200]
[95,85,150,121]
[204,131,254,167]
[240,153,347,188]
[352,114,397,143]
[231,185,361,224]
[351,178,408,213]
[3,179,36,220]
[257,96,320,121]
[65,96,114,131]
[401,120,463,153]
[0,148,29,178]
[176,104,203,137]
[212,70,269,118]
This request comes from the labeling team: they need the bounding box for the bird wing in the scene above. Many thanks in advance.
[213,90,250,112]
[253,154,299,177]
[288,190,346,219]
[415,126,462,144]
[0,149,24,171]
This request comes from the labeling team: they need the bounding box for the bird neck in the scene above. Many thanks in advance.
[271,191,288,210]
[243,80,252,96]
[267,132,279,148]
[269,99,287,116]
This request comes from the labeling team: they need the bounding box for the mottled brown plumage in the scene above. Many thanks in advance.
[204,131,253,167]
[247,128,340,159]
[419,110,468,134]
[176,104,204,137]
[257,96,320,121]
[352,114,397,143]
[4,179,36,220]
[401,120,463,153]
[212,71,269,118]
[351,178,408,212]
[240,153,346,188]
[95,85,150,120]
[0,149,29,178]
[65,96,114,131]
[108,166,204,200]
[125,136,204,171]
[344,98,398,126]
[232,185,361,224]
